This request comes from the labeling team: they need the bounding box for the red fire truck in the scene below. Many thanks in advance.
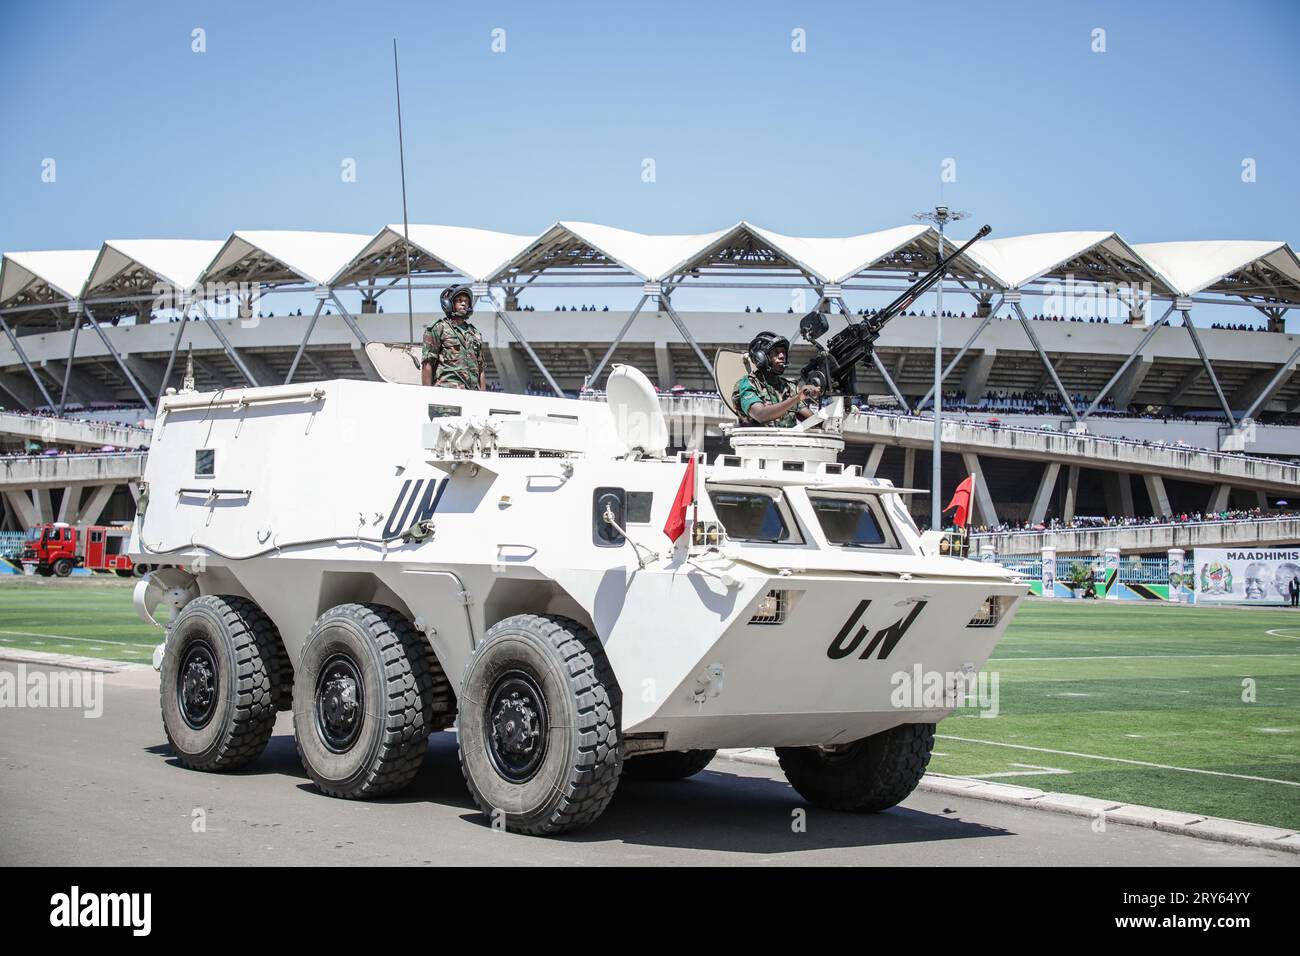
[20,523,143,577]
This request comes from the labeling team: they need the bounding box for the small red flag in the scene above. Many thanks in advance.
[944,475,975,529]
[663,454,697,543]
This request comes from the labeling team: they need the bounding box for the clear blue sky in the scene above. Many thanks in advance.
[2,0,1297,318]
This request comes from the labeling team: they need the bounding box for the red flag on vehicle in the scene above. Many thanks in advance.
[944,474,975,529]
[663,454,697,543]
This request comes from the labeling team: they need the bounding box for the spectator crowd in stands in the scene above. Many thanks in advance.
[972,508,1291,535]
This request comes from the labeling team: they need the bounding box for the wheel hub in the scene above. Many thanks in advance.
[315,655,365,752]
[485,672,548,782]
[492,695,540,756]
[177,642,217,729]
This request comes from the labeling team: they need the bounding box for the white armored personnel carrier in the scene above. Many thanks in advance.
[132,229,1025,835]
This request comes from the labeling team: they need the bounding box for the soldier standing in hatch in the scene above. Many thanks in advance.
[732,331,821,427]
[422,284,487,390]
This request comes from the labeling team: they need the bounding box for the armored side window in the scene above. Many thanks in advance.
[708,489,790,543]
[428,404,463,419]
[626,492,653,524]
[195,449,215,478]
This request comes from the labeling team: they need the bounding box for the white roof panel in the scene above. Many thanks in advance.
[494,221,735,283]
[201,230,373,286]
[334,224,538,284]
[741,223,934,284]
[954,230,1181,292]
[559,221,735,281]
[83,239,225,298]
[1131,240,1300,298]
[0,250,98,308]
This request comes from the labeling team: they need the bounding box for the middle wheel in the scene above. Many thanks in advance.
[293,603,441,799]
[458,614,623,835]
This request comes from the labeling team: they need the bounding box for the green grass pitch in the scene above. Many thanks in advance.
[2,579,1298,829]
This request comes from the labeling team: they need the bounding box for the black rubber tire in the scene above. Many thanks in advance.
[273,640,295,712]
[159,595,281,771]
[293,603,445,799]
[52,558,72,577]
[623,749,717,781]
[458,614,622,835]
[115,568,133,578]
[776,723,935,812]
[132,563,149,578]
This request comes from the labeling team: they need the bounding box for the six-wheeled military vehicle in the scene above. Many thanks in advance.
[131,224,1025,835]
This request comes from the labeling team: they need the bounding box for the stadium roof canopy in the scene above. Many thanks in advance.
[487,220,997,289]
[202,230,373,287]
[731,223,942,285]
[1131,240,1300,306]
[957,231,1179,295]
[332,224,537,286]
[491,221,737,284]
[0,250,98,313]
[81,239,226,317]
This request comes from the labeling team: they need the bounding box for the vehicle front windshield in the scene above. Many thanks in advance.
[809,495,891,548]
[26,527,42,541]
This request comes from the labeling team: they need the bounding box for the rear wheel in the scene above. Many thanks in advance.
[776,723,935,812]
[293,604,443,799]
[52,558,72,577]
[458,614,622,835]
[159,595,282,771]
[623,749,717,781]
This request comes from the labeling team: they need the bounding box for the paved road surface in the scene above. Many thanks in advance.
[1,663,1294,866]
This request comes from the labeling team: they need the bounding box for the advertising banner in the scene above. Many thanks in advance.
[1193,547,1300,604]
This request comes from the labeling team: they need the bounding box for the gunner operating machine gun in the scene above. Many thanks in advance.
[797,224,992,395]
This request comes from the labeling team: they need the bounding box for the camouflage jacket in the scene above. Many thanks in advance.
[733,371,811,427]
[422,317,485,390]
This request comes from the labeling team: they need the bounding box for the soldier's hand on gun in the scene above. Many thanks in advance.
[799,383,822,402]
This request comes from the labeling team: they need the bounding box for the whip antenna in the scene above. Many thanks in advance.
[393,38,415,344]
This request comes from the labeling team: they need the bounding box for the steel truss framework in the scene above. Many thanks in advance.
[1,226,1297,428]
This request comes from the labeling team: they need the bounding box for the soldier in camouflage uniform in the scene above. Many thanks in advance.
[732,331,820,427]
[422,284,487,390]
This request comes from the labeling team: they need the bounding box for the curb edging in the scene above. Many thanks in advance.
[716,747,1300,855]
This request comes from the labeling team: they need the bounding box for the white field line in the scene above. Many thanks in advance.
[938,734,1300,788]
[989,653,1300,662]
[969,763,1073,779]
[1265,629,1300,640]
[0,629,155,648]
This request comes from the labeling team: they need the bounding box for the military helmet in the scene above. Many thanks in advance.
[440,284,475,319]
[747,331,789,372]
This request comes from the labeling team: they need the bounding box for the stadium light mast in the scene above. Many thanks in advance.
[913,204,969,530]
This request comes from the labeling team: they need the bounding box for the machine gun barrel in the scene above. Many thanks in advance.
[799,224,992,395]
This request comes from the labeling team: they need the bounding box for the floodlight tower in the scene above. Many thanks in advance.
[913,204,969,530]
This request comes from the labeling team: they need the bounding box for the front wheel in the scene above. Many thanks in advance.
[52,558,73,577]
[776,723,935,813]
[458,614,622,835]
